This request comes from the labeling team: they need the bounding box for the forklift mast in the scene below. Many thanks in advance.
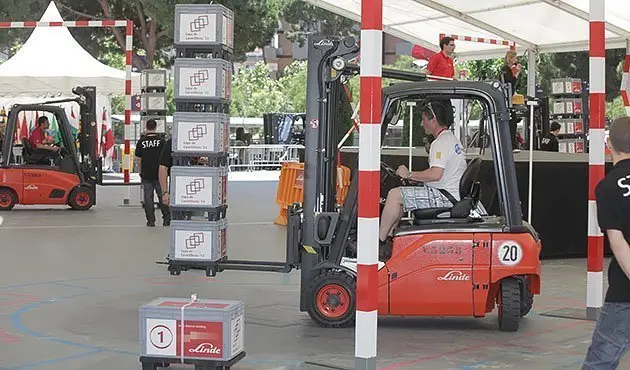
[72,86,98,183]
[301,35,359,296]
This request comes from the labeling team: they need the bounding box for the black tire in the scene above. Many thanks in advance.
[306,270,356,328]
[0,188,17,211]
[68,186,94,210]
[518,276,534,317]
[498,278,521,332]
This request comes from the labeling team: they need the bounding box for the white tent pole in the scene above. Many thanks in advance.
[527,48,537,97]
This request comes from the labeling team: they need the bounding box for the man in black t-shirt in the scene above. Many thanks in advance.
[582,116,630,369]
[135,119,170,227]
[540,121,560,152]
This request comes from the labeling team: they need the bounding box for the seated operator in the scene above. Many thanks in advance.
[378,100,467,253]
[29,116,61,165]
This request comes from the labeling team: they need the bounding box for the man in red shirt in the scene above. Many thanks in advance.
[426,36,455,79]
[28,116,60,164]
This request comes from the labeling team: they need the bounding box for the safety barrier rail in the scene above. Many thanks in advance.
[274,162,352,225]
[228,144,303,171]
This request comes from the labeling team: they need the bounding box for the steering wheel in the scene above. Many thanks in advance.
[380,161,398,180]
[380,161,415,192]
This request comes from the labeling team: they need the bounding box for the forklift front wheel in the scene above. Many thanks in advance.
[306,270,356,328]
[68,187,94,210]
[0,188,17,211]
[497,278,521,332]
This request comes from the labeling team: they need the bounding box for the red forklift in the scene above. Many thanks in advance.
[164,35,542,332]
[0,86,99,211]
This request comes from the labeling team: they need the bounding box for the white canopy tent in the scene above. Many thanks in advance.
[305,0,630,60]
[0,1,140,96]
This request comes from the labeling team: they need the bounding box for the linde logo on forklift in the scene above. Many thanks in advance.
[24,184,38,190]
[314,39,334,48]
[437,270,471,281]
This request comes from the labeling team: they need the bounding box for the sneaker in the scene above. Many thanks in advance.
[163,220,170,226]
[147,221,155,227]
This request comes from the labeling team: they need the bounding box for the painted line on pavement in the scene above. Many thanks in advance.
[7,350,103,369]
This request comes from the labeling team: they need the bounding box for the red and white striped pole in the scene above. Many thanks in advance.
[122,20,133,204]
[587,0,606,320]
[356,0,382,368]
[621,42,630,116]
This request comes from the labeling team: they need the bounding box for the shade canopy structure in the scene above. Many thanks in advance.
[0,1,140,96]
[305,0,630,60]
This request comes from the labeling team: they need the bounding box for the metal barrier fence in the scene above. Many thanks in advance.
[228,144,303,171]
[104,144,304,173]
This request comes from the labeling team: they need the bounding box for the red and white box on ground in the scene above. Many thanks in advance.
[140,297,244,361]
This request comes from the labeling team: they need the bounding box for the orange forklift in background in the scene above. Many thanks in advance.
[0,86,99,211]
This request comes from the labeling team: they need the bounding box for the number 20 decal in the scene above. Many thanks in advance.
[497,242,522,266]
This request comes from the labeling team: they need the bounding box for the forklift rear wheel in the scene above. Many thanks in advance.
[498,278,521,332]
[0,188,17,211]
[306,270,356,328]
[68,187,94,210]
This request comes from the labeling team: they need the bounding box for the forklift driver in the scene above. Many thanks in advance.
[379,100,467,249]
[29,116,61,165]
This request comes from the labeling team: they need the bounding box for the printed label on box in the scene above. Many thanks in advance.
[576,142,585,153]
[158,301,231,309]
[230,314,244,357]
[176,320,224,359]
[147,96,166,110]
[174,176,214,206]
[179,13,217,43]
[146,318,177,356]
[571,81,581,94]
[148,73,165,87]
[178,67,217,98]
[552,82,564,94]
[553,101,565,114]
[176,121,215,151]
[174,230,214,259]
[574,121,584,134]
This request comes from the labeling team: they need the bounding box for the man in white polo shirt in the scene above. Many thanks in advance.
[379,100,467,255]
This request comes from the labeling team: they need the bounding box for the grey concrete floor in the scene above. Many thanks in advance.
[0,177,628,370]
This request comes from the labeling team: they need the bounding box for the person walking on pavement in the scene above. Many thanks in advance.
[135,119,170,227]
[582,116,630,369]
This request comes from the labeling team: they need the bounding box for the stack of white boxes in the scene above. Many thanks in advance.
[140,69,168,135]
[138,5,245,369]
[168,4,234,270]
[549,78,588,153]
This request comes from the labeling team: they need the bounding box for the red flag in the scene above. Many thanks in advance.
[19,112,28,140]
[101,108,114,158]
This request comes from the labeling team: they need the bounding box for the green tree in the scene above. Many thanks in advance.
[278,0,358,47]
[230,61,288,117]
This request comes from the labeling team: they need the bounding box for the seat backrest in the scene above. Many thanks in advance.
[459,157,482,198]
[21,137,33,156]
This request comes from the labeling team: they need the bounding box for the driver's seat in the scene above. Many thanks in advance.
[412,157,482,224]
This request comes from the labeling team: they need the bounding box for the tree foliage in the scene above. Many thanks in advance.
[278,0,358,47]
